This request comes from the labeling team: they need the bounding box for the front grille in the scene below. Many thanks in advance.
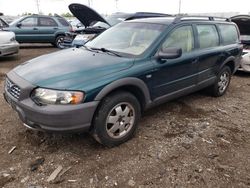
[5,78,21,100]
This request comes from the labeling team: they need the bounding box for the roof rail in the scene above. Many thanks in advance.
[173,15,231,23]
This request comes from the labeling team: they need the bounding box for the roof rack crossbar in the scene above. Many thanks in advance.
[173,15,231,23]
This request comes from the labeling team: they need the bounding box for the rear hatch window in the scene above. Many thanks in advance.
[57,18,70,26]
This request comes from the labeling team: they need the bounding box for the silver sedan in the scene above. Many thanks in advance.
[0,31,19,57]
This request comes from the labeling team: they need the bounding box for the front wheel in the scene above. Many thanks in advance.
[91,91,141,147]
[209,66,232,97]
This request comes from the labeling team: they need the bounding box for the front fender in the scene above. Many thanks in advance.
[94,77,152,107]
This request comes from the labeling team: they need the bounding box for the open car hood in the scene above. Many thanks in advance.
[231,15,250,36]
[69,3,110,27]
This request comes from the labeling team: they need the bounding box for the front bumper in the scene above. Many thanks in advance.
[0,41,19,56]
[3,71,99,132]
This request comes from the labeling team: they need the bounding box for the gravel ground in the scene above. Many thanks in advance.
[0,45,249,188]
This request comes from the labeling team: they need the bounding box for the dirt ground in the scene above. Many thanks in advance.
[0,45,249,188]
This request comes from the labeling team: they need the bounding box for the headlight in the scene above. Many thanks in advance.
[32,88,84,105]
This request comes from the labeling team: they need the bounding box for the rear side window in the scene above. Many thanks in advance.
[162,26,194,53]
[39,17,58,27]
[218,24,239,45]
[197,25,219,49]
[57,18,70,26]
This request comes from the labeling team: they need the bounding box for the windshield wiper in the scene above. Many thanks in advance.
[90,47,122,57]
[81,45,95,51]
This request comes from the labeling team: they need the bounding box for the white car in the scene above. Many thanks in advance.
[231,15,250,72]
[0,31,19,56]
[240,49,250,72]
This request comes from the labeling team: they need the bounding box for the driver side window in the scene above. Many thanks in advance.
[162,26,194,53]
[20,17,38,27]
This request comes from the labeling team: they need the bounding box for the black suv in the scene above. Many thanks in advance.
[4,16,242,147]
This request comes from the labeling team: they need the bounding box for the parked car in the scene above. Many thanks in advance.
[0,31,19,56]
[68,18,85,31]
[231,15,250,72]
[62,3,170,48]
[239,49,250,72]
[3,16,242,147]
[3,15,72,48]
[0,17,8,29]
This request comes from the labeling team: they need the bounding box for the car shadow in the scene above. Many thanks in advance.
[20,91,209,153]
[235,71,250,77]
[20,43,55,49]
[0,54,19,62]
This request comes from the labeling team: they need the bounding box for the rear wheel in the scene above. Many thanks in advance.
[209,66,232,97]
[91,91,141,147]
[54,35,65,49]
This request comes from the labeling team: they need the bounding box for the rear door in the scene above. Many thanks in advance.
[38,17,59,42]
[194,24,222,83]
[151,25,199,99]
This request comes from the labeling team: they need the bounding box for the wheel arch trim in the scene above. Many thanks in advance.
[220,56,236,73]
[94,77,152,107]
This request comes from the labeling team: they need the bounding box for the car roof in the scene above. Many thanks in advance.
[22,14,65,19]
[126,15,233,25]
[127,17,175,25]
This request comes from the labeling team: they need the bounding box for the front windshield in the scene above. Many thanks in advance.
[86,22,165,56]
[9,17,24,26]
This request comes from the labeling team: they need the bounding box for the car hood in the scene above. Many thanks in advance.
[69,3,110,27]
[0,31,15,44]
[231,15,250,36]
[13,48,134,90]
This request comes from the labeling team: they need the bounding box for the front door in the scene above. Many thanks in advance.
[14,17,39,43]
[151,25,199,100]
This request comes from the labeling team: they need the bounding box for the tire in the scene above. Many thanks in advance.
[91,91,141,147]
[54,35,65,49]
[209,66,232,97]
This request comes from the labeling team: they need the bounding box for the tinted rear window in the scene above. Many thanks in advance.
[57,18,70,26]
[39,17,58,27]
[218,24,239,45]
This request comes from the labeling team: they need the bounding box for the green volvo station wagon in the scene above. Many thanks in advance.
[4,16,242,147]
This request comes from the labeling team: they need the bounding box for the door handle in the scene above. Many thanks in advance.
[33,27,38,30]
[192,58,199,64]
[53,27,58,30]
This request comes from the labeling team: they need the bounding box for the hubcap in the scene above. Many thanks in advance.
[106,102,135,139]
[57,37,64,48]
[218,72,229,93]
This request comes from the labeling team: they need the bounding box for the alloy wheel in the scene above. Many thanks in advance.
[105,102,135,139]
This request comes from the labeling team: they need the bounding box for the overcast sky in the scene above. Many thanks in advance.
[0,0,249,16]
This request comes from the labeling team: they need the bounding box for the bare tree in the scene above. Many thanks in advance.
[88,0,93,7]
[178,0,182,14]
[34,0,41,14]
[115,0,119,11]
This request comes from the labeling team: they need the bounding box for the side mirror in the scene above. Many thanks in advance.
[157,47,182,60]
[16,22,22,28]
